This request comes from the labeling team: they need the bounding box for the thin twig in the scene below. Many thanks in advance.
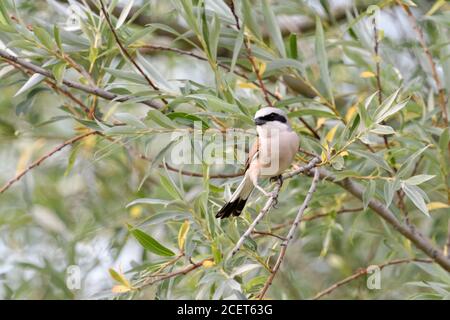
[0,131,98,194]
[397,1,448,125]
[258,167,320,299]
[99,0,168,104]
[446,220,450,259]
[229,1,273,107]
[312,258,432,300]
[317,168,450,271]
[231,157,321,256]
[0,49,161,109]
[102,134,245,179]
[137,257,212,289]
[5,60,90,115]
[253,207,363,237]
[231,181,282,256]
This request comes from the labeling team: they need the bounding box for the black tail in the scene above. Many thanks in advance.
[215,198,248,219]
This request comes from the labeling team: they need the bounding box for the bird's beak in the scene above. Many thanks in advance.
[254,118,266,126]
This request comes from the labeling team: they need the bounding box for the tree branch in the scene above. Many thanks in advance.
[229,1,273,107]
[397,1,448,125]
[0,49,162,109]
[258,167,320,299]
[98,0,168,105]
[312,258,432,300]
[137,257,212,289]
[316,168,450,272]
[231,157,321,256]
[0,131,98,194]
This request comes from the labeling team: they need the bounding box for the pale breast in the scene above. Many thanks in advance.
[258,130,299,177]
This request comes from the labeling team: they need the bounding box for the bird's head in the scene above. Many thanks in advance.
[254,107,289,129]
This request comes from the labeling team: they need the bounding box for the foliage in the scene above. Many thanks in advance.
[0,0,449,300]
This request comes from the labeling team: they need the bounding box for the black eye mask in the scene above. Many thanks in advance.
[254,112,287,125]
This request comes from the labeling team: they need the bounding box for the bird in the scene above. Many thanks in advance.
[216,107,300,219]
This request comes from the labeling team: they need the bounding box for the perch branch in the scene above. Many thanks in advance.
[258,167,320,299]
[312,258,432,300]
[231,157,321,256]
[230,181,282,256]
[0,131,98,194]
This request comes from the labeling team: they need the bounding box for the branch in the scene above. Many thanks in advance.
[229,1,273,107]
[137,257,212,289]
[397,1,448,125]
[231,157,321,256]
[317,168,450,272]
[103,134,244,179]
[231,180,282,256]
[0,49,161,109]
[5,60,90,115]
[312,258,432,300]
[258,167,320,299]
[98,0,168,105]
[252,206,363,237]
[0,131,98,194]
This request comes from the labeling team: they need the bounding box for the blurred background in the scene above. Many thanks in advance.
[0,0,449,299]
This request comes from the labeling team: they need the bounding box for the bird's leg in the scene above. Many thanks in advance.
[254,183,278,200]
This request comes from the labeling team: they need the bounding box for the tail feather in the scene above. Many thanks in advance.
[216,176,253,219]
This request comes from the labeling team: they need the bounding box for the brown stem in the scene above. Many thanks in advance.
[397,1,448,125]
[229,1,273,107]
[0,131,98,194]
[137,257,212,288]
[99,0,168,105]
[316,168,450,272]
[0,49,161,109]
[258,167,320,299]
[312,258,432,299]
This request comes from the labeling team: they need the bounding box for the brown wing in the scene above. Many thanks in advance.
[245,137,259,172]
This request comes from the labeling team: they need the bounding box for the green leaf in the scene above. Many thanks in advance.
[178,220,190,251]
[128,224,176,256]
[398,146,429,177]
[351,149,393,173]
[402,183,430,217]
[53,25,62,52]
[384,178,400,207]
[241,0,261,39]
[373,88,400,121]
[116,0,134,29]
[315,16,333,104]
[404,175,435,185]
[14,74,45,97]
[126,198,171,208]
[146,109,178,128]
[363,180,376,210]
[64,143,81,176]
[159,173,184,200]
[114,113,146,128]
[288,33,298,59]
[52,62,66,86]
[136,52,178,92]
[230,28,244,74]
[208,13,221,60]
[370,124,395,135]
[289,108,338,119]
[33,26,54,50]
[262,0,285,57]
[109,268,131,287]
